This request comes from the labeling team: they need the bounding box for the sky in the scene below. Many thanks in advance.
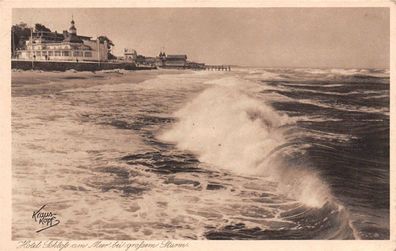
[13,8,390,68]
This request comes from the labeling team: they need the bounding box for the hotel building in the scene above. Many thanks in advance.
[15,19,109,62]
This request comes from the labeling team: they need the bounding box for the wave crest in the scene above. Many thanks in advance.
[159,76,331,208]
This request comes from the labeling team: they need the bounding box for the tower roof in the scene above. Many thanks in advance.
[69,18,77,34]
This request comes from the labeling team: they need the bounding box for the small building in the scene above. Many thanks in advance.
[133,54,157,67]
[143,57,157,66]
[16,19,109,62]
[164,54,187,68]
[155,51,166,67]
[156,52,188,68]
[135,55,146,65]
[124,48,137,62]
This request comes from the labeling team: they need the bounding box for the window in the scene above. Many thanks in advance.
[62,51,70,56]
[84,51,92,57]
[73,51,82,57]
[36,51,41,56]
[48,51,53,56]
[55,51,61,56]
[42,51,47,56]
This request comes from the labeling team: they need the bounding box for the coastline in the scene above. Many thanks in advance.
[11,59,156,72]
[11,69,186,97]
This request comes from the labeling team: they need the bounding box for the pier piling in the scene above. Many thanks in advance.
[205,65,231,71]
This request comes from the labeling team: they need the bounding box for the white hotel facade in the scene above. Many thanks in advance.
[16,19,109,62]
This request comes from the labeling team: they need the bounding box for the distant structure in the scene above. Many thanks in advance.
[124,48,137,62]
[156,51,206,69]
[122,49,228,70]
[157,51,166,67]
[164,54,188,68]
[15,18,109,62]
[121,48,224,70]
[157,51,187,68]
[125,50,190,68]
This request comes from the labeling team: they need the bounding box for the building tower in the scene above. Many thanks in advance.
[69,18,77,35]
[63,17,83,43]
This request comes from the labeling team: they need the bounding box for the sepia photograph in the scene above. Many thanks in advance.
[3,3,393,247]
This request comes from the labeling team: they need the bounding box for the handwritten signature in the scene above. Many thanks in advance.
[32,205,60,233]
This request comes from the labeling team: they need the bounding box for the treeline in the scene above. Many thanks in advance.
[11,23,52,51]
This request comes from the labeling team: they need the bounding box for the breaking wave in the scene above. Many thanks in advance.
[159,77,332,208]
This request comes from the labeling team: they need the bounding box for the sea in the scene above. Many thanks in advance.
[12,67,389,240]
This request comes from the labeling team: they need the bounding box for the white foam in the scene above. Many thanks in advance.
[159,76,331,208]
[245,71,286,81]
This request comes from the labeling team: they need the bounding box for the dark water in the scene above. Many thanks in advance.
[248,68,390,239]
[12,68,389,240]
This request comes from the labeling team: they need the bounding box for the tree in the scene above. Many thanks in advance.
[12,22,54,54]
[34,23,51,33]
[97,35,115,50]
[11,23,32,52]
[97,35,115,59]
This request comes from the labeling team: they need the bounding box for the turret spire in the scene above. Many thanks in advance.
[69,16,76,34]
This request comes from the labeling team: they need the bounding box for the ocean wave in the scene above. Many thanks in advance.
[158,76,334,208]
[276,85,387,97]
[293,68,389,78]
[244,71,288,81]
[297,98,389,116]
[246,68,390,82]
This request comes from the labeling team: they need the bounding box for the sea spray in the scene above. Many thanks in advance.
[159,76,330,208]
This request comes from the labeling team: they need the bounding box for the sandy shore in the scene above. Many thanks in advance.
[11,69,184,97]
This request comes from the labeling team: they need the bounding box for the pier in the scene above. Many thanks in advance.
[205,65,231,71]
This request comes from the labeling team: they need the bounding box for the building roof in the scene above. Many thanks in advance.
[32,31,65,42]
[77,35,92,40]
[62,18,86,43]
[166,55,187,60]
[63,34,83,43]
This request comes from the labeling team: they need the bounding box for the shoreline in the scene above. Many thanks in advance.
[11,59,155,72]
[11,69,187,97]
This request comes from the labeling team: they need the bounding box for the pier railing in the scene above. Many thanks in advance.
[205,65,231,71]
